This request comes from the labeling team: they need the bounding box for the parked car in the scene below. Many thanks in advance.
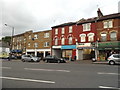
[21,55,40,62]
[43,55,66,63]
[107,54,120,65]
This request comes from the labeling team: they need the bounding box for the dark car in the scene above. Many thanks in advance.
[43,55,66,63]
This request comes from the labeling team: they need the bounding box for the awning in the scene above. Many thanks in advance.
[11,49,22,53]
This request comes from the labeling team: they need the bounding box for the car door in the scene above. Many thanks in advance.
[26,55,31,61]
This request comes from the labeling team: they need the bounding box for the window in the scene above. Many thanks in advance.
[103,20,113,28]
[44,33,49,38]
[13,38,15,42]
[62,28,65,34]
[68,37,72,44]
[101,33,107,41]
[61,37,65,45]
[83,23,91,31]
[34,43,38,48]
[28,42,31,47]
[55,38,58,45]
[80,34,86,42]
[29,35,31,39]
[44,42,50,47]
[55,28,58,35]
[69,26,72,33]
[87,33,94,42]
[34,34,38,39]
[110,32,117,41]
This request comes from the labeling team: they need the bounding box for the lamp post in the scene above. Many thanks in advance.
[5,24,14,52]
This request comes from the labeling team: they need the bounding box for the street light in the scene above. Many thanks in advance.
[5,24,15,52]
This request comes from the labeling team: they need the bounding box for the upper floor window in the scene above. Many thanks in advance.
[80,34,86,42]
[103,20,113,28]
[44,42,50,47]
[55,28,58,35]
[61,37,65,45]
[69,26,72,33]
[34,43,38,48]
[100,33,107,41]
[29,35,31,39]
[62,27,65,34]
[13,38,15,42]
[87,33,94,42]
[44,33,49,38]
[68,37,72,44]
[110,31,117,41]
[83,23,91,31]
[34,34,38,39]
[55,38,58,45]
[28,42,31,47]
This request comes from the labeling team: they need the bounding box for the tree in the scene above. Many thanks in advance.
[2,36,11,46]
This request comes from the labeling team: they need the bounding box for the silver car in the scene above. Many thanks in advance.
[21,55,40,62]
[107,54,120,65]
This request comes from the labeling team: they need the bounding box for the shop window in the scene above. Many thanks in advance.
[68,37,72,44]
[80,34,86,42]
[103,20,113,28]
[69,26,72,33]
[55,28,58,35]
[61,37,65,45]
[55,38,58,45]
[82,23,91,31]
[110,32,117,41]
[87,33,94,42]
[62,27,65,34]
[101,33,107,41]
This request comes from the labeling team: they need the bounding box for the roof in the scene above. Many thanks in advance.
[52,22,76,28]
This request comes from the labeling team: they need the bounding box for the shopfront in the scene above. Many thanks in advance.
[61,45,76,60]
[97,41,120,61]
[52,46,62,58]
[77,43,95,60]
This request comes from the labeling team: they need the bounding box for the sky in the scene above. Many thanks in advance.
[1,0,120,39]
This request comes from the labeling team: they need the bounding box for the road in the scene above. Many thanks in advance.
[1,59,120,89]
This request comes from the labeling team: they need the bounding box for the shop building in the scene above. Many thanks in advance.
[96,12,120,61]
[76,17,97,60]
[51,22,77,60]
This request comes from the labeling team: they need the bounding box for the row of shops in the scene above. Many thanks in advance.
[11,41,120,61]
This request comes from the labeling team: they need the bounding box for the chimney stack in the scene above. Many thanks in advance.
[97,8,103,18]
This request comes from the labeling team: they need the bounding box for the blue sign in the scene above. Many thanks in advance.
[61,45,76,49]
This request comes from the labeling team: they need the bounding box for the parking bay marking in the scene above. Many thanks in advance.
[24,68,70,72]
[99,86,120,89]
[0,76,55,84]
[98,72,119,75]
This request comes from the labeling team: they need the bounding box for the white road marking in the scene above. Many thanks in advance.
[99,86,120,89]
[98,72,119,75]
[0,76,55,84]
[24,68,70,72]
[0,67,11,69]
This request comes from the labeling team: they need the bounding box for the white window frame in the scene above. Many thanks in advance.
[34,34,38,39]
[34,43,38,48]
[68,37,72,44]
[103,20,113,28]
[110,31,117,41]
[69,26,72,33]
[55,38,58,45]
[62,27,65,34]
[80,34,86,42]
[87,33,95,42]
[44,42,50,47]
[29,35,31,39]
[82,23,91,31]
[44,33,49,38]
[55,28,58,35]
[28,42,31,47]
[101,33,107,41]
[61,37,65,45]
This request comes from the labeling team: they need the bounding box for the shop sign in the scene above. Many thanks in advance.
[61,45,76,49]
[77,43,91,47]
[52,46,61,49]
[98,42,120,47]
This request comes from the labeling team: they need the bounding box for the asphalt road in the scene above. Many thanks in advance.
[1,59,120,89]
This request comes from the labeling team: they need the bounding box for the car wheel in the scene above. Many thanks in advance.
[22,59,25,62]
[109,61,115,65]
[31,59,34,62]
[45,60,48,63]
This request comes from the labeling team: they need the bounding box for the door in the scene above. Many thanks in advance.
[78,50,83,60]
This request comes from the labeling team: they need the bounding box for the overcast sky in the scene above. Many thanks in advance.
[1,0,120,38]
